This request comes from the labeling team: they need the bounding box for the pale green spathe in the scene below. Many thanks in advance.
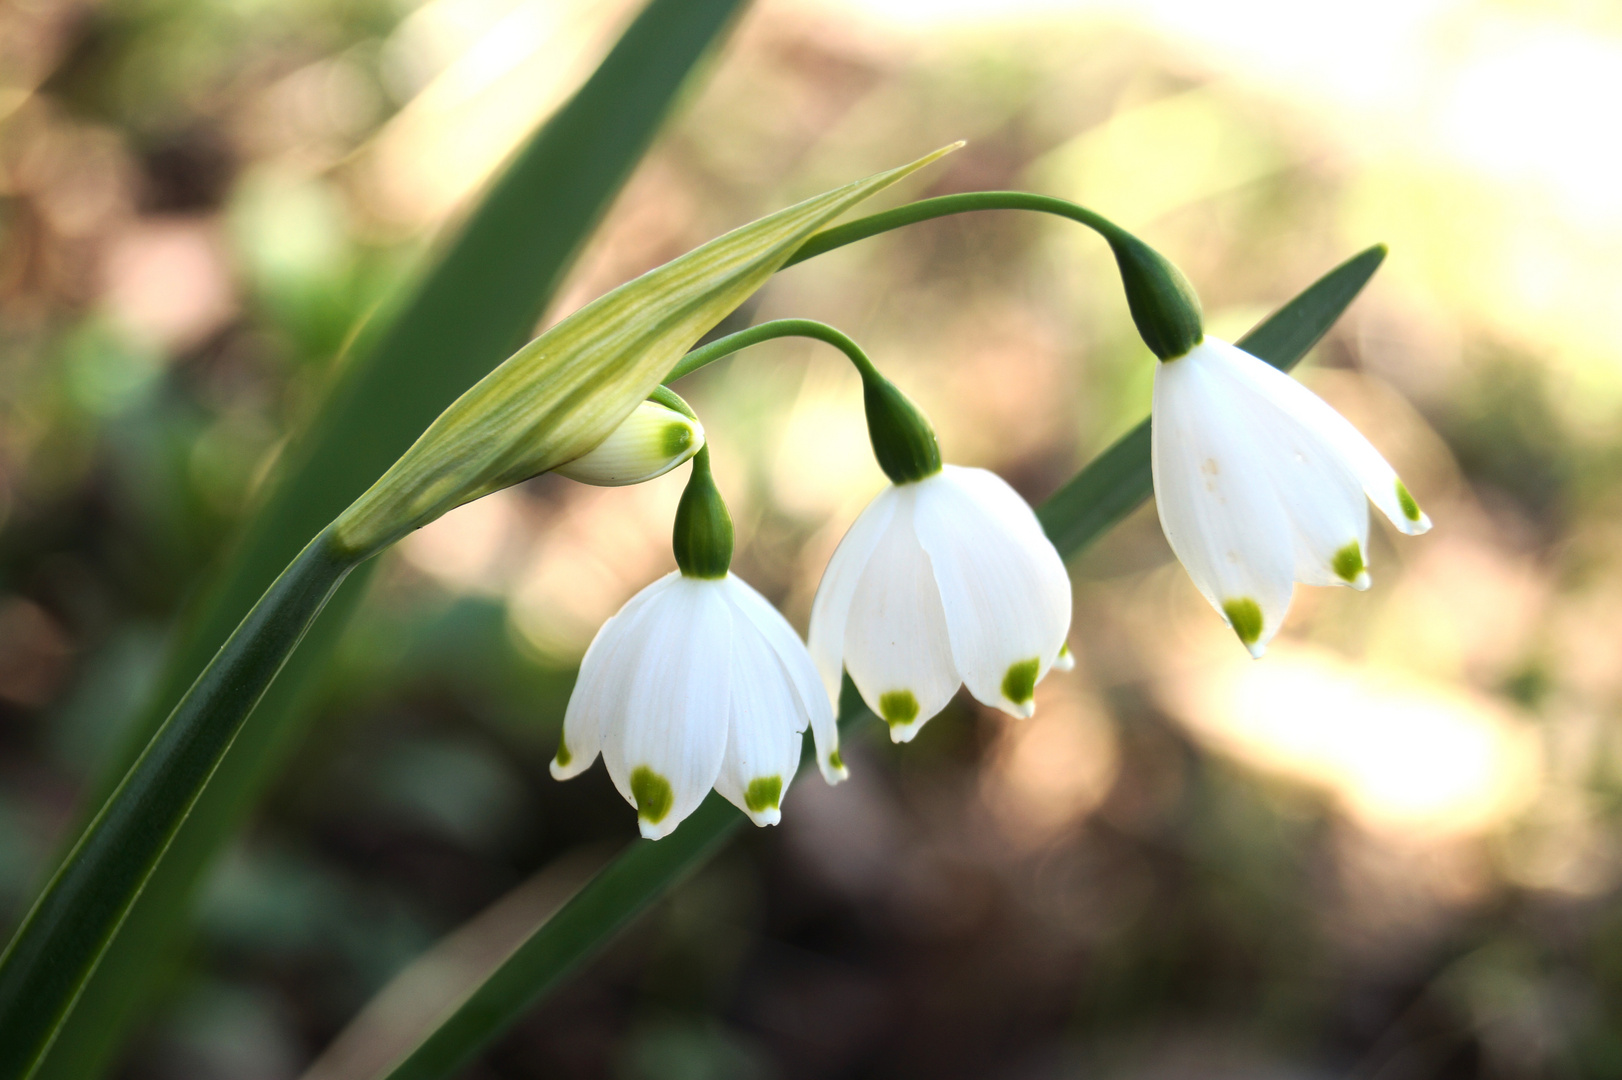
[334,144,960,557]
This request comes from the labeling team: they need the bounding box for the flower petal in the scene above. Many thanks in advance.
[551,572,679,780]
[723,575,844,784]
[1204,350,1372,589]
[601,577,732,839]
[713,614,804,827]
[841,486,960,741]
[912,467,1072,718]
[1205,337,1431,536]
[1152,345,1295,656]
[808,487,899,708]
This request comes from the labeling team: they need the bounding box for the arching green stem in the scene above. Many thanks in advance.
[664,319,940,484]
[666,318,883,383]
[783,191,1205,360]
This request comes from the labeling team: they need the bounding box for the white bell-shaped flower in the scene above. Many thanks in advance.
[551,571,839,839]
[1151,335,1432,657]
[808,465,1072,742]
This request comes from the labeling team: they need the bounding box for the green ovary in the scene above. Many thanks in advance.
[630,766,674,823]
[1222,597,1264,646]
[1395,479,1422,522]
[879,690,919,727]
[661,421,694,458]
[1001,657,1040,705]
[554,739,572,768]
[1331,541,1365,583]
[744,776,782,813]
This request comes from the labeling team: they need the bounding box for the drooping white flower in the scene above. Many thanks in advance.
[808,464,1072,742]
[553,399,703,486]
[550,571,839,839]
[1151,335,1432,657]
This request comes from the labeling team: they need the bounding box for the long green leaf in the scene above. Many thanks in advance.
[364,243,1389,1079]
[0,534,357,1080]
[27,2,753,1077]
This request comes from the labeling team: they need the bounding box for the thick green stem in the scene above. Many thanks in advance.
[783,191,1205,360]
[0,531,357,1079]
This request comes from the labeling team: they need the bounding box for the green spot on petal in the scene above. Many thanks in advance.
[1331,541,1365,583]
[828,748,844,770]
[879,690,919,727]
[630,766,673,824]
[553,739,572,768]
[661,421,694,459]
[1396,479,1422,522]
[1222,597,1264,647]
[744,776,782,813]
[1001,657,1040,705]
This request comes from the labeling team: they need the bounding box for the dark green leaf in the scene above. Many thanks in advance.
[0,535,356,1080]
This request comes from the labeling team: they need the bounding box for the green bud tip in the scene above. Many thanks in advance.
[1332,541,1370,589]
[631,766,674,825]
[744,776,783,814]
[553,398,704,487]
[879,689,920,727]
[1002,658,1041,708]
[1222,597,1266,658]
[1396,479,1422,523]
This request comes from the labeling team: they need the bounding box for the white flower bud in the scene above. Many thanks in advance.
[553,401,703,487]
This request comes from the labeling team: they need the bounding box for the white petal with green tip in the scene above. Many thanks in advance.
[600,576,733,840]
[724,575,843,785]
[1153,343,1296,657]
[551,573,677,780]
[841,487,960,743]
[1151,336,1431,657]
[912,466,1071,718]
[715,605,805,826]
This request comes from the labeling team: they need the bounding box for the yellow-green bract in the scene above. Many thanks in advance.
[334,144,960,558]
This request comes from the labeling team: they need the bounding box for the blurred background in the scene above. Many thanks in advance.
[3,0,1622,1076]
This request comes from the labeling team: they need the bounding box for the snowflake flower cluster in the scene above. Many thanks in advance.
[545,289,1429,840]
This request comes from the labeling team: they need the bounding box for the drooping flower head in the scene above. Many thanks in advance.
[808,359,1072,743]
[1151,335,1431,656]
[552,446,838,838]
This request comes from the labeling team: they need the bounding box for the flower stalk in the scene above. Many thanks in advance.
[783,190,1205,360]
